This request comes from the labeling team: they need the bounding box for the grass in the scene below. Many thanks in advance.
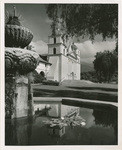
[32,81,118,102]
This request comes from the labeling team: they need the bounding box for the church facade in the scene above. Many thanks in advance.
[42,34,81,82]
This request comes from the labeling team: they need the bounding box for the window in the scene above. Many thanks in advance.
[53,48,56,54]
[54,37,56,43]
[63,49,65,55]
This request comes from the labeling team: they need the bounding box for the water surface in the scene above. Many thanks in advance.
[5,100,117,145]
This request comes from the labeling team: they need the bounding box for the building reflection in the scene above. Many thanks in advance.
[5,101,118,145]
[34,102,83,138]
[47,124,66,137]
[34,102,62,118]
[34,101,79,118]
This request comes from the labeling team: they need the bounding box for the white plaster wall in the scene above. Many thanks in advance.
[73,62,77,79]
[35,63,46,74]
[54,57,60,81]
[47,56,59,81]
[77,55,80,63]
[68,58,73,79]
[76,63,81,80]
[48,45,61,54]
[45,64,51,75]
[67,58,81,80]
[48,37,53,44]
[46,55,80,81]
[56,36,62,43]
[60,45,66,54]
[61,55,69,81]
[48,36,62,44]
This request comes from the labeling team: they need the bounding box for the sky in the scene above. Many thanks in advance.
[5,4,51,42]
[5,4,116,63]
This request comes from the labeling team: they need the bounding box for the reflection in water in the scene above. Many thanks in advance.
[5,101,118,145]
[92,108,118,143]
[34,103,61,117]
[44,112,86,137]
[5,117,33,145]
[79,108,95,128]
[93,108,117,127]
[48,124,66,137]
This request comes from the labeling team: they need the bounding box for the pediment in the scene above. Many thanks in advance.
[67,44,78,60]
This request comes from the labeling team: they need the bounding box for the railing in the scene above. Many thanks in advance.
[59,77,66,85]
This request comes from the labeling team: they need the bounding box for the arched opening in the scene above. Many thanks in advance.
[40,71,45,78]
[53,48,56,54]
[63,49,65,55]
[54,37,56,44]
[39,71,46,82]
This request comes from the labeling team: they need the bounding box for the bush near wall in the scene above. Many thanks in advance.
[32,70,46,83]
[42,80,59,86]
[32,71,59,85]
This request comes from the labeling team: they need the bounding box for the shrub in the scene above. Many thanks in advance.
[81,70,118,83]
[42,80,59,86]
[32,70,46,83]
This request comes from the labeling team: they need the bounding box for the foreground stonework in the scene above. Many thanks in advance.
[5,9,39,118]
[5,48,39,118]
[5,48,39,74]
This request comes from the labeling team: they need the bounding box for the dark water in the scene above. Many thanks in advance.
[5,101,117,145]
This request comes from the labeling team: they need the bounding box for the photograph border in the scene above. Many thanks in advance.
[1,0,122,150]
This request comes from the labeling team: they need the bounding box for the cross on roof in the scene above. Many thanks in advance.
[13,5,16,17]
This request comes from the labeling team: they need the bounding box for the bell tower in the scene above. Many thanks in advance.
[48,34,67,55]
[46,19,80,82]
[48,19,67,56]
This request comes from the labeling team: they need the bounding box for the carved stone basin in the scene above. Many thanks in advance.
[5,47,39,74]
[5,25,33,48]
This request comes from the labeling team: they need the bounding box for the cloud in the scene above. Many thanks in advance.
[30,40,48,54]
[31,40,116,64]
[45,18,53,24]
[76,40,116,63]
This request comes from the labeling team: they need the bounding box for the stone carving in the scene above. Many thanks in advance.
[5,6,33,49]
[5,25,33,48]
[5,6,39,119]
[5,48,39,74]
[5,77,15,118]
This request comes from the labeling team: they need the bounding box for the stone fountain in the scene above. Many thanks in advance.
[5,7,39,119]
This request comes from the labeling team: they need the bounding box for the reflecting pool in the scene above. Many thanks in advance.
[5,100,117,145]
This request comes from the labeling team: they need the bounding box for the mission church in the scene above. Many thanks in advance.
[36,30,81,82]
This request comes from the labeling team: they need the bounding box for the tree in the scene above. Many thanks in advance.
[46,4,118,41]
[93,50,117,83]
